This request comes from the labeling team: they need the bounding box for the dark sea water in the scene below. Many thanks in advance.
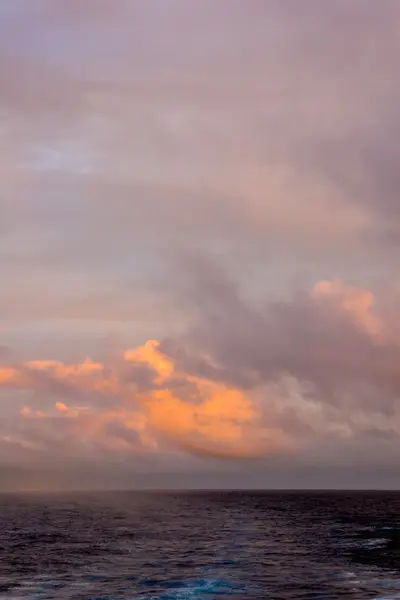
[0,491,399,599]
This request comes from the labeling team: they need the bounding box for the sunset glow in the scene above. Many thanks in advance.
[1,0,400,491]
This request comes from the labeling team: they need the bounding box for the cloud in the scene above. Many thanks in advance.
[2,0,399,300]
[1,262,399,480]
[160,258,400,448]
[1,1,400,488]
[0,338,290,464]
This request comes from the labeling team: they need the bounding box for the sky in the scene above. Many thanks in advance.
[1,0,400,490]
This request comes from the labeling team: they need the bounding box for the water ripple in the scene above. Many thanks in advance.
[0,491,399,599]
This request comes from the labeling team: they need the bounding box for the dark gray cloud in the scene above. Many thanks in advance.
[161,256,400,440]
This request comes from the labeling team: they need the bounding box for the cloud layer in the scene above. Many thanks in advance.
[1,268,399,487]
[0,336,290,463]
[1,1,400,488]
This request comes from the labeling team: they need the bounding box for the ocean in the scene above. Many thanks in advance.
[0,491,399,599]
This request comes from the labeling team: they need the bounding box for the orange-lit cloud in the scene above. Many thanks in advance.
[312,280,384,339]
[1,277,399,470]
[1,339,289,461]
